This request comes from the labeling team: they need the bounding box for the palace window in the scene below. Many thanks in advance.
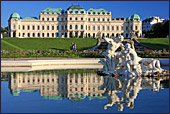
[42,18,44,21]
[86,26,87,30]
[98,18,100,21]
[103,26,105,30]
[38,33,40,37]
[27,25,30,30]
[22,33,25,37]
[42,33,44,37]
[22,25,25,30]
[103,18,105,21]
[38,26,40,30]
[81,25,83,29]
[122,26,123,30]
[98,26,100,30]
[89,26,90,30]
[57,25,58,30]
[131,26,133,30]
[70,17,72,20]
[42,26,44,30]
[52,33,54,37]
[47,26,49,30]
[126,26,128,30]
[32,26,35,30]
[93,18,95,21]
[47,18,49,21]
[135,26,138,30]
[61,18,64,21]
[13,25,15,29]
[112,26,114,30]
[93,26,95,30]
[19,25,20,30]
[107,18,109,21]
[107,26,110,30]
[65,25,67,30]
[75,25,78,29]
[57,17,59,21]
[19,33,20,37]
[52,26,54,30]
[33,33,35,37]
[52,18,54,21]
[88,18,90,21]
[65,18,67,21]
[70,25,72,29]
[81,18,83,20]
[47,33,49,37]
[117,26,119,30]
[27,33,30,37]
[75,17,78,20]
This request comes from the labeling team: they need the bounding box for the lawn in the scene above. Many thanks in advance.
[137,38,169,50]
[1,37,97,51]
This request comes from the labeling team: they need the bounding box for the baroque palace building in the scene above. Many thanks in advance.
[8,4,142,38]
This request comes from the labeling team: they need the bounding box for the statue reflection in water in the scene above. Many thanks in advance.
[99,75,168,111]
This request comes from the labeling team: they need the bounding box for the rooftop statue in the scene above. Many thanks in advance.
[98,35,168,76]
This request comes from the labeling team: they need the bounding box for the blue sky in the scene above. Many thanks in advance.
[1,1,169,28]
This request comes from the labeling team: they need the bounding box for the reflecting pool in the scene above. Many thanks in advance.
[1,69,169,113]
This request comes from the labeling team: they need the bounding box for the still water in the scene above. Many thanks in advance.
[1,69,169,113]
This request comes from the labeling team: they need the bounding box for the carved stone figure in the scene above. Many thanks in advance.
[98,35,167,76]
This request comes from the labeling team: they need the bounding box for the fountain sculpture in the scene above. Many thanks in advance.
[98,35,168,76]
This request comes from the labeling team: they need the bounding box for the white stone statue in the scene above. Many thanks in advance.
[99,35,166,76]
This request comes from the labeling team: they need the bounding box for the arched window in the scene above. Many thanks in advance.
[75,25,78,29]
[42,18,44,21]
[103,26,105,30]
[42,33,44,37]
[62,26,64,30]
[88,18,90,21]
[33,33,35,37]
[47,33,49,37]
[19,33,20,37]
[37,26,40,30]
[52,18,54,21]
[22,25,25,30]
[52,26,54,30]
[27,25,30,30]
[93,18,95,21]
[38,33,40,37]
[107,18,109,21]
[103,18,105,21]
[81,25,83,29]
[52,33,54,37]
[57,25,58,30]
[98,26,100,30]
[65,25,67,30]
[22,33,25,37]
[89,26,90,30]
[47,18,49,21]
[135,26,138,30]
[70,25,72,29]
[98,18,100,21]
[70,17,72,20]
[32,26,35,30]
[75,17,78,20]
[42,26,44,30]
[47,26,49,30]
[27,33,30,37]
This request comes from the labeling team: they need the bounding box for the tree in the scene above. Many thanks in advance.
[162,20,169,37]
[152,23,164,37]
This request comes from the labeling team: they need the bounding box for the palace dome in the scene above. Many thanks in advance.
[10,11,21,19]
[127,13,140,20]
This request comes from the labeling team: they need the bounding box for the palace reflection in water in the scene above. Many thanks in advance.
[2,70,169,112]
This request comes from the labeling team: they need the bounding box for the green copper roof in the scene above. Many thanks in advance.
[44,96,63,100]
[24,17,38,20]
[127,13,140,20]
[41,8,64,14]
[67,4,85,13]
[87,8,110,14]
[68,95,86,102]
[10,11,21,19]
[11,89,20,96]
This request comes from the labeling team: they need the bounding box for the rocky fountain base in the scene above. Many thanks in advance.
[97,35,169,77]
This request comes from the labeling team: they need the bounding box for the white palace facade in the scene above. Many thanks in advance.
[8,4,142,38]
